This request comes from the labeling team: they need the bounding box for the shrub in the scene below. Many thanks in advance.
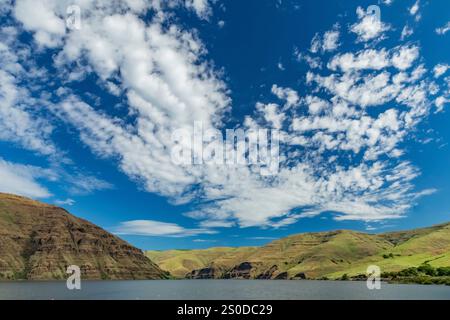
[398,267,419,277]
[417,264,436,276]
[436,267,450,277]
[381,271,395,278]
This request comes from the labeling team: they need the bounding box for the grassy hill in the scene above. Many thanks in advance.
[146,247,257,278]
[146,222,450,280]
[0,193,167,280]
[328,223,450,278]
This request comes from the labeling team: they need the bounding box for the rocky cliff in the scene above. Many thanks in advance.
[0,193,167,280]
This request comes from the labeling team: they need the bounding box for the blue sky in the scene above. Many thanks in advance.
[0,0,449,250]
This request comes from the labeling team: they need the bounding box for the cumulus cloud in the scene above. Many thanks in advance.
[295,49,322,69]
[400,25,413,40]
[310,25,340,53]
[435,96,448,113]
[0,28,56,155]
[350,6,390,42]
[11,0,229,198]
[13,0,65,47]
[185,0,212,20]
[271,84,300,108]
[1,0,446,231]
[0,69,55,155]
[434,64,449,78]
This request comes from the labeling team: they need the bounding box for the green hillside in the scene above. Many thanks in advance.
[146,247,256,278]
[146,222,450,280]
[328,222,450,278]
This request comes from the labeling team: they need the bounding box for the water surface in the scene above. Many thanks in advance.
[0,280,449,300]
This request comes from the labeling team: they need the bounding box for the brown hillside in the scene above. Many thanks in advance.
[0,193,167,280]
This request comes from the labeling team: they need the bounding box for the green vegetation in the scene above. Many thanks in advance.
[379,264,450,285]
[340,274,349,281]
[146,247,257,278]
[147,222,450,283]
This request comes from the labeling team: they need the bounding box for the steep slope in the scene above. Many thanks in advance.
[146,247,256,278]
[0,193,167,280]
[328,222,450,278]
[148,223,450,279]
[214,230,392,279]
[258,230,393,279]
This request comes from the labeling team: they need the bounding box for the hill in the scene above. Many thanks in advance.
[0,193,167,280]
[147,223,450,279]
[146,247,257,278]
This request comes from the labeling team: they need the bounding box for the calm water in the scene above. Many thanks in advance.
[0,280,449,300]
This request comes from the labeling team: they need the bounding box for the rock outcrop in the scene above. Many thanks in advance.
[0,193,168,280]
[186,267,216,279]
[223,262,255,279]
[256,265,278,279]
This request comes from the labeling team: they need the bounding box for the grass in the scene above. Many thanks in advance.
[147,222,450,281]
[146,247,256,278]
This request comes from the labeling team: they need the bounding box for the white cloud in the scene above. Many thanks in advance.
[327,45,420,73]
[0,158,53,198]
[113,220,216,237]
[310,25,340,53]
[65,174,113,195]
[15,1,230,201]
[328,48,390,72]
[310,33,321,53]
[271,84,299,108]
[350,6,390,42]
[322,29,340,51]
[54,198,75,206]
[185,0,212,20]
[400,25,413,40]
[433,64,449,78]
[408,0,421,21]
[2,0,445,230]
[409,1,419,14]
[295,50,322,69]
[0,70,55,154]
[0,30,56,155]
[256,102,285,129]
[14,0,65,47]
[247,236,276,240]
[436,22,450,35]
[193,238,217,242]
[435,96,448,113]
[391,45,420,70]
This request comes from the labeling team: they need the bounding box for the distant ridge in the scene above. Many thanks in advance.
[147,222,450,279]
[0,193,167,280]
